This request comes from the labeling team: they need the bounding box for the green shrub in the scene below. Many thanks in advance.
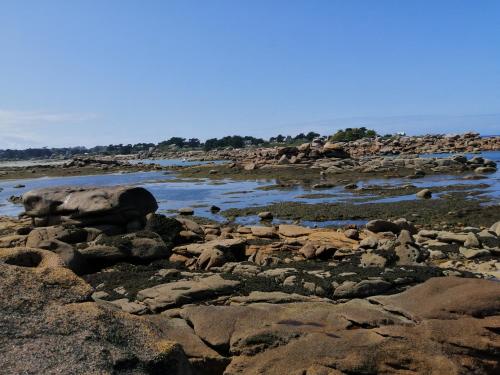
[329,127,377,142]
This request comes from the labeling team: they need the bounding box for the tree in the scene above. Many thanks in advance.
[121,144,133,154]
[294,133,306,140]
[203,135,264,150]
[186,138,201,148]
[204,138,219,151]
[220,135,244,148]
[306,131,320,141]
[329,127,378,142]
[165,137,186,147]
[242,136,265,146]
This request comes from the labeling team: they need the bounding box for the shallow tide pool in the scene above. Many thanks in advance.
[1,152,498,226]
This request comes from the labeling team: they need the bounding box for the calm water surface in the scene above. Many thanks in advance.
[1,152,498,225]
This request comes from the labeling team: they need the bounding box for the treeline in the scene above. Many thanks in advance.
[204,136,266,150]
[0,143,155,161]
[159,132,324,151]
[0,147,84,160]
[0,127,380,160]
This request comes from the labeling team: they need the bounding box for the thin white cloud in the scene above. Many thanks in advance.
[0,109,97,127]
[0,109,98,148]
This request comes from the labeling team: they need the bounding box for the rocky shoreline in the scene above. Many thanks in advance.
[1,185,499,374]
[152,132,500,163]
[1,133,499,182]
[170,135,499,183]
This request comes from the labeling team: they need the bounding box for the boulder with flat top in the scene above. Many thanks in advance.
[22,186,158,227]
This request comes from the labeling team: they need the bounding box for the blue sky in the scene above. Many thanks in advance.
[1,0,499,148]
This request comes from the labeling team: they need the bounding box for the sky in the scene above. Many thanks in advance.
[1,0,499,149]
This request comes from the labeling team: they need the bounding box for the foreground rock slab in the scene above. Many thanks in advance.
[174,276,500,374]
[2,241,500,374]
[0,248,192,374]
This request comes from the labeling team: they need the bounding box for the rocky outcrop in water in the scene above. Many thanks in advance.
[14,186,183,272]
[166,139,497,179]
[23,186,158,226]
[346,132,500,157]
[154,133,500,165]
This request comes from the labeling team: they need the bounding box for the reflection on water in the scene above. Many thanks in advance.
[1,151,499,225]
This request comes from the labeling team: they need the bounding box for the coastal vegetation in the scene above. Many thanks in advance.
[0,128,377,160]
[329,127,378,142]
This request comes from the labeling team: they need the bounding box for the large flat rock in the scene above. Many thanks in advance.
[137,274,240,312]
[173,276,500,374]
[278,224,312,237]
[369,275,500,319]
[172,238,246,256]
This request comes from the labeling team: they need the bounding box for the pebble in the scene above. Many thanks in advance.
[179,207,194,215]
[416,189,432,199]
